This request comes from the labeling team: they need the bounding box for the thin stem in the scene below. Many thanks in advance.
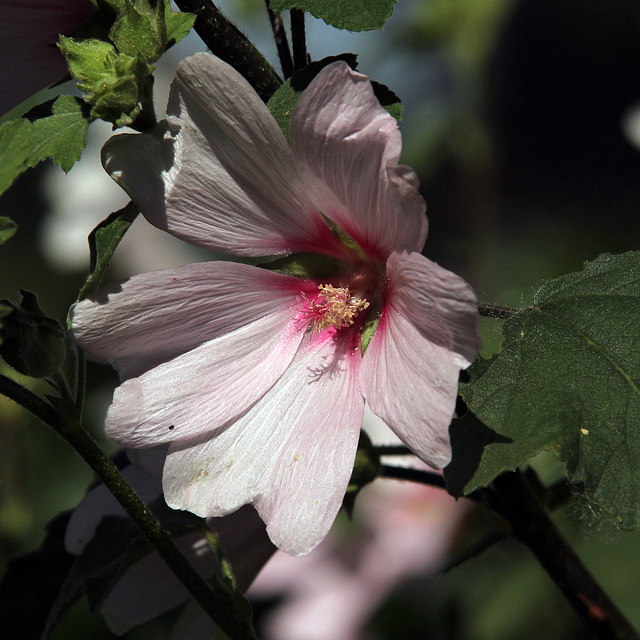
[290,9,307,71]
[0,374,62,429]
[439,530,508,575]
[486,471,639,640]
[0,376,258,640]
[174,0,281,102]
[478,303,520,319]
[380,464,447,490]
[374,445,413,456]
[264,1,293,79]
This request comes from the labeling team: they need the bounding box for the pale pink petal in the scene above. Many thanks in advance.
[386,252,480,364]
[290,62,428,261]
[0,0,93,115]
[71,261,305,379]
[104,307,305,448]
[103,53,341,257]
[163,332,364,556]
[361,253,479,468]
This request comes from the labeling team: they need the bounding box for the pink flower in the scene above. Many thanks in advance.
[71,53,480,555]
[0,0,94,115]
[65,452,276,639]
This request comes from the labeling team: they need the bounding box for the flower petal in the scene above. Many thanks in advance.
[386,252,480,364]
[163,332,364,556]
[71,261,304,379]
[102,53,338,257]
[290,62,428,261]
[105,306,304,448]
[360,252,480,468]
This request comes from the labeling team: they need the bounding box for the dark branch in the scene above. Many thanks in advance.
[264,1,293,79]
[478,303,520,319]
[380,464,447,490]
[290,9,307,71]
[174,0,281,102]
[485,471,639,640]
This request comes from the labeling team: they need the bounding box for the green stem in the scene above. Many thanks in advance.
[173,0,281,102]
[0,375,258,640]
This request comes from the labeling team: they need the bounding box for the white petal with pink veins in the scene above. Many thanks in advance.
[104,308,305,448]
[103,53,338,257]
[290,62,428,261]
[163,333,364,556]
[71,261,304,379]
[361,253,479,468]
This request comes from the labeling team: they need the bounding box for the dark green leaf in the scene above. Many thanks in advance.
[270,0,397,31]
[0,217,17,245]
[0,512,76,640]
[73,203,139,317]
[267,54,401,139]
[0,119,32,196]
[27,96,90,172]
[0,291,66,378]
[457,252,640,529]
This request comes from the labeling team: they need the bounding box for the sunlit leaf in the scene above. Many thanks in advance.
[0,119,32,196]
[27,96,90,173]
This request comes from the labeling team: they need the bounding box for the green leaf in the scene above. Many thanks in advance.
[109,0,166,63]
[360,300,381,355]
[165,5,196,46]
[270,0,398,31]
[0,217,17,245]
[0,119,32,196]
[455,252,640,529]
[73,203,139,317]
[267,54,401,139]
[0,291,66,378]
[59,36,152,126]
[27,97,90,172]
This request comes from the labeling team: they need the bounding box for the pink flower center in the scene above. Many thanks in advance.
[296,284,370,332]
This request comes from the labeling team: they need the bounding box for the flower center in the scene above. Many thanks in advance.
[297,284,370,332]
